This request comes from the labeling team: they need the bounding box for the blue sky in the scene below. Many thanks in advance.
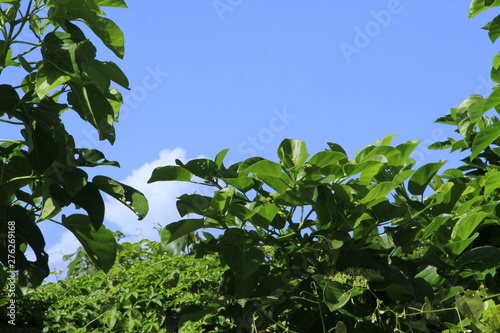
[3,1,499,279]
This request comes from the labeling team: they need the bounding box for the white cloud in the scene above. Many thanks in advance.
[46,230,79,266]
[43,148,204,282]
[104,148,204,242]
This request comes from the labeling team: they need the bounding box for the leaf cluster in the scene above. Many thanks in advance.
[6,1,500,332]
[0,0,148,290]
[0,239,232,332]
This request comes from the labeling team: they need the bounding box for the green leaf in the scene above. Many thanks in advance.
[469,0,500,18]
[148,165,193,183]
[451,212,488,241]
[76,148,120,167]
[178,158,218,179]
[68,84,115,144]
[84,16,125,58]
[422,214,453,238]
[471,122,500,160]
[160,219,205,245]
[415,266,444,286]
[314,276,354,312]
[494,52,500,70]
[223,244,264,280]
[277,139,309,169]
[484,87,500,111]
[1,206,49,288]
[428,139,453,150]
[393,169,414,184]
[458,94,485,123]
[408,161,446,196]
[251,203,280,228]
[176,194,211,217]
[71,183,105,230]
[35,63,71,99]
[378,134,397,146]
[456,290,484,320]
[490,16,500,43]
[446,234,479,255]
[327,142,348,155]
[98,0,127,7]
[360,181,398,206]
[54,169,86,199]
[45,189,77,225]
[214,148,229,168]
[256,173,290,193]
[25,121,59,173]
[210,187,234,212]
[484,170,500,196]
[220,177,254,192]
[92,60,129,89]
[0,84,19,117]
[394,140,421,164]
[93,175,149,219]
[239,159,283,178]
[63,214,117,272]
[440,286,464,302]
[492,64,500,83]
[176,305,214,327]
[42,30,93,73]
[308,151,347,168]
[458,246,500,270]
[335,321,348,333]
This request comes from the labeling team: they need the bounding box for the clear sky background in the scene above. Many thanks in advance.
[4,1,499,280]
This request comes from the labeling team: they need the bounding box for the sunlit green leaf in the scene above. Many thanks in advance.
[484,170,500,196]
[471,122,500,160]
[408,161,446,196]
[308,151,347,168]
[84,16,125,58]
[277,139,309,169]
[98,0,127,7]
[456,290,484,320]
[451,212,487,241]
[239,159,283,178]
[160,219,205,245]
[148,165,193,183]
[360,181,398,206]
[178,158,217,179]
[214,148,229,168]
[469,0,500,18]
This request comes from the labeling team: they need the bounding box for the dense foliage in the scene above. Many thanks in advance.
[145,3,500,331]
[0,0,148,291]
[1,238,231,332]
[5,0,500,332]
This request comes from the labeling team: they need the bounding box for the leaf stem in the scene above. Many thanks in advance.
[0,118,23,125]
[0,139,24,144]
